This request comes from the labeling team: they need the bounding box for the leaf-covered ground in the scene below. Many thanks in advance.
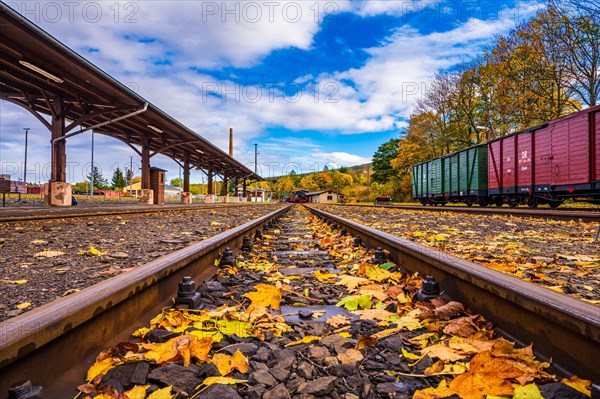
[76,206,593,399]
[314,205,600,303]
[0,204,283,321]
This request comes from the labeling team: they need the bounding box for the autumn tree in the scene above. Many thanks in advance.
[371,138,400,184]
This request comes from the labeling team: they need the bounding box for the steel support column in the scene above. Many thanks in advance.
[183,154,190,193]
[242,179,247,197]
[50,100,66,182]
[221,173,228,196]
[234,178,239,195]
[141,135,151,190]
[207,170,213,195]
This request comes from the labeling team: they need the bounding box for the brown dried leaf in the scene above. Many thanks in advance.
[443,316,480,337]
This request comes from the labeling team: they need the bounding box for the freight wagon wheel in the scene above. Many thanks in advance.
[527,198,538,208]
[508,200,519,208]
[495,199,504,207]
[465,200,473,207]
[549,202,562,208]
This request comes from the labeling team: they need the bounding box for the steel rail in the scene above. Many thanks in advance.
[333,203,600,222]
[0,202,263,223]
[0,205,291,396]
[306,205,600,383]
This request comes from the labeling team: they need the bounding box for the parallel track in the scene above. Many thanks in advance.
[0,204,597,396]
[0,203,254,223]
[337,203,600,222]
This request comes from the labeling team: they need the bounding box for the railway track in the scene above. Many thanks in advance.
[0,202,255,223]
[338,203,600,222]
[0,205,597,398]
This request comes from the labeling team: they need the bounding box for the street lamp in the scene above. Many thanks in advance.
[23,128,29,184]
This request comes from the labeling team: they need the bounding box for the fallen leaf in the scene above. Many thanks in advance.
[513,384,544,399]
[561,376,592,397]
[285,335,321,347]
[86,357,117,381]
[413,379,456,399]
[443,316,480,337]
[199,376,248,388]
[421,343,466,362]
[0,279,28,285]
[90,245,107,256]
[147,386,173,398]
[326,314,351,328]
[210,349,249,375]
[243,284,282,312]
[449,351,521,399]
[16,302,31,310]
[402,347,422,361]
[337,348,364,364]
[336,294,373,311]
[34,250,65,258]
[356,335,377,350]
[123,385,150,399]
[210,221,222,226]
[336,275,369,290]
[313,270,337,282]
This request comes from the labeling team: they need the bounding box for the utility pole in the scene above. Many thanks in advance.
[129,156,133,195]
[23,128,29,184]
[254,143,258,202]
[90,131,95,198]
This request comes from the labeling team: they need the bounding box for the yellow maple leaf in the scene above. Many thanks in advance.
[512,384,544,399]
[449,351,521,399]
[123,385,150,399]
[561,376,592,397]
[16,302,31,310]
[143,335,212,366]
[243,284,282,312]
[199,376,248,388]
[89,245,107,256]
[285,335,321,347]
[86,357,117,381]
[413,379,456,399]
[210,349,249,375]
[314,270,337,282]
[148,386,173,398]
[336,275,368,290]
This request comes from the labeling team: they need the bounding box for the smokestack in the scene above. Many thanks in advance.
[229,128,233,157]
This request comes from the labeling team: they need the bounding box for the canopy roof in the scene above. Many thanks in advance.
[0,3,260,181]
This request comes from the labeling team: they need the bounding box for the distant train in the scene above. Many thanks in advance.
[412,106,600,208]
[288,189,309,203]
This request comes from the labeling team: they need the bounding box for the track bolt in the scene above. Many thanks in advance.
[353,236,363,247]
[254,228,264,240]
[326,220,332,225]
[373,247,387,264]
[414,276,441,303]
[340,227,347,236]
[332,224,338,231]
[241,235,253,252]
[219,247,236,267]
[174,277,203,309]
[8,381,44,399]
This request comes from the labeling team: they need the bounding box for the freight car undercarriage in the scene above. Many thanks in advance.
[420,184,600,208]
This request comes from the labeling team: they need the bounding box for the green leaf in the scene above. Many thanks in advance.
[336,294,373,311]
[379,261,394,270]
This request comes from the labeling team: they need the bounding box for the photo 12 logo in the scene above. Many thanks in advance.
[202,81,340,104]
[2,1,140,23]
[200,1,340,24]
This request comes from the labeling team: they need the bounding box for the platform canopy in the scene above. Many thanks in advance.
[0,2,261,183]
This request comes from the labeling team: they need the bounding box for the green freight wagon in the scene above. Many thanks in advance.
[440,144,489,206]
[411,158,443,205]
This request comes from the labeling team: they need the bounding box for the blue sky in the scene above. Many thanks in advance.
[0,0,542,183]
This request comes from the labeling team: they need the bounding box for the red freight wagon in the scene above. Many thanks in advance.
[488,105,600,207]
